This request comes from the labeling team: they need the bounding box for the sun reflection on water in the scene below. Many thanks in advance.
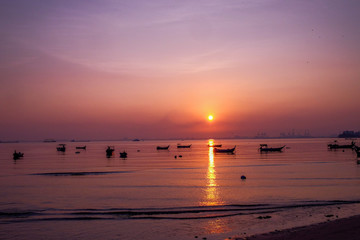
[201,140,224,206]
[200,140,229,234]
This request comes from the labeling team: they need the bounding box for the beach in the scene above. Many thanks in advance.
[237,214,360,240]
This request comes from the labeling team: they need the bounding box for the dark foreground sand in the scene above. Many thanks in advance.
[234,215,360,240]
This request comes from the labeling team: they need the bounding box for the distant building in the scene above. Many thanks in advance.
[255,132,268,139]
[279,129,311,138]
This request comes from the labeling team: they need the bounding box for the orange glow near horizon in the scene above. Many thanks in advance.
[1,1,359,141]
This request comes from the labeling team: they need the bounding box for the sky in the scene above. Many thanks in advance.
[1,0,360,141]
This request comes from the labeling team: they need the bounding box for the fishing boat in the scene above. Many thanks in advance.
[214,146,236,153]
[208,144,222,147]
[328,140,355,149]
[120,151,128,158]
[76,146,86,150]
[157,145,170,150]
[106,146,115,157]
[56,144,66,152]
[259,144,285,152]
[356,149,360,158]
[177,144,192,148]
[354,146,360,157]
[13,151,24,160]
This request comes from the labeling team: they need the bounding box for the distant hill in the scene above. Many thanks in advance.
[338,130,360,138]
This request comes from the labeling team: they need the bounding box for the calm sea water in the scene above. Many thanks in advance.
[1,138,360,239]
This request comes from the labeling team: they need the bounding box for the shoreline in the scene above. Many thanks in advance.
[234,214,360,240]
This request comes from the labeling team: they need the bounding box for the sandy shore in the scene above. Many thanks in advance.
[234,214,360,240]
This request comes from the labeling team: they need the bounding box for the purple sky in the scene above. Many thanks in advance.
[1,0,360,140]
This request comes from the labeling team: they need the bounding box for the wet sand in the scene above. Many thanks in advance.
[236,214,360,240]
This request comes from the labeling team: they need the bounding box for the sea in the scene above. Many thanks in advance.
[1,138,360,240]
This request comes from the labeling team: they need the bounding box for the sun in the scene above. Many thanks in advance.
[208,115,214,121]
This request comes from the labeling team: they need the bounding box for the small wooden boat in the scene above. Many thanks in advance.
[356,150,360,158]
[328,141,355,149]
[259,144,285,152]
[214,146,236,153]
[56,144,66,152]
[354,146,360,157]
[76,146,86,150]
[157,145,170,150]
[120,151,128,158]
[106,146,115,157]
[177,144,192,148]
[13,151,24,160]
[208,144,222,147]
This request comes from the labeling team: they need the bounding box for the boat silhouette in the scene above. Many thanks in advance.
[328,140,355,149]
[157,145,170,150]
[354,145,360,157]
[13,150,24,160]
[56,144,66,152]
[106,146,115,157]
[259,144,285,152]
[76,146,86,150]
[177,144,192,148]
[208,144,222,147]
[120,151,128,158]
[214,146,236,153]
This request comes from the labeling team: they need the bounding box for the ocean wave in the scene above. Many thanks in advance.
[31,171,134,176]
[1,200,359,223]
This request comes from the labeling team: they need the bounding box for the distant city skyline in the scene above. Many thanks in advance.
[1,0,360,141]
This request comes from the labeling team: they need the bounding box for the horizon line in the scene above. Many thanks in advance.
[1,135,353,143]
